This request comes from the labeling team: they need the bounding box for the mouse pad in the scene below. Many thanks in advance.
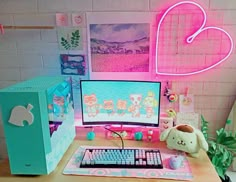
[63,146,193,180]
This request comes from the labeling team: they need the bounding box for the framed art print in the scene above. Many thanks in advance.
[60,54,86,75]
[86,12,153,80]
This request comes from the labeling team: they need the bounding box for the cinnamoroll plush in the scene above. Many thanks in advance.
[160,124,208,157]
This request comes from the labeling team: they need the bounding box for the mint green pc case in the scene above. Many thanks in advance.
[0,76,75,175]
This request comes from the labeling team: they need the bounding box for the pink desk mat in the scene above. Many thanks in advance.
[63,146,193,181]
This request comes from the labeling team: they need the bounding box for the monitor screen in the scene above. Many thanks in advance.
[80,80,161,127]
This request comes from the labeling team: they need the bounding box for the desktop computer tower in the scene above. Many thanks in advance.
[0,76,75,175]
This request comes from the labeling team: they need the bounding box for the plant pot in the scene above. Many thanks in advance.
[220,175,232,182]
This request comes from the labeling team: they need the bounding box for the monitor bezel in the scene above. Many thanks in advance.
[80,80,161,127]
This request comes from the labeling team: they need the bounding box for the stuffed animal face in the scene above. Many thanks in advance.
[160,124,208,157]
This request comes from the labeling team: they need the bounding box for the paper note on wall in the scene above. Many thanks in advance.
[176,112,199,129]
[72,13,84,26]
[179,94,194,113]
[56,13,68,27]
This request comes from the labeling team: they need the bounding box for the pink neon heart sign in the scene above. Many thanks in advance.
[155,1,234,76]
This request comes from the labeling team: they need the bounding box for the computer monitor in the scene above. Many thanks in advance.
[80,80,161,127]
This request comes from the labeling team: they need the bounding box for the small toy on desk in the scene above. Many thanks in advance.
[112,131,128,138]
[166,108,177,118]
[147,129,154,141]
[160,124,208,157]
[134,131,143,141]
[169,155,184,169]
[87,131,95,140]
[105,126,133,140]
[86,127,96,141]
[159,114,174,133]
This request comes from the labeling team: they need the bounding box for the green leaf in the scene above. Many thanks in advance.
[222,137,236,145]
[60,37,71,50]
[201,115,209,140]
[216,128,224,136]
[212,156,218,164]
[216,129,227,143]
[70,30,80,48]
[226,119,232,125]
[227,145,236,150]
[216,166,225,179]
[222,151,229,163]
[201,115,205,122]
[211,142,217,150]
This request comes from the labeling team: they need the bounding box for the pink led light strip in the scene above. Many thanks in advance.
[155,1,234,76]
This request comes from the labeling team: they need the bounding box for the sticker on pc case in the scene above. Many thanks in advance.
[8,104,34,126]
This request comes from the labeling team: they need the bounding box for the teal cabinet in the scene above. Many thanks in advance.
[0,76,75,175]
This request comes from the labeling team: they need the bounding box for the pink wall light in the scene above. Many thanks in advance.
[155,1,234,76]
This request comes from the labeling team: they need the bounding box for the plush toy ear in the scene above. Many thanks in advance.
[195,129,209,151]
[160,127,173,141]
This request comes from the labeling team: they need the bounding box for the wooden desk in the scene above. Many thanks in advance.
[0,136,221,182]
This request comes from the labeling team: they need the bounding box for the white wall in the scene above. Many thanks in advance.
[0,0,236,159]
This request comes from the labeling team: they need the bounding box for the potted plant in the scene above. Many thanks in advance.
[201,115,236,182]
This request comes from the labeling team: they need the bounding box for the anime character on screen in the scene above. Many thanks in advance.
[143,91,158,118]
[83,94,100,117]
[128,94,142,117]
[103,100,115,116]
[116,99,127,116]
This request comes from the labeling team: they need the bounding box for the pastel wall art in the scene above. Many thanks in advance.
[58,28,83,51]
[179,94,194,113]
[155,1,233,76]
[72,13,84,27]
[89,23,150,72]
[56,13,68,27]
[60,54,86,75]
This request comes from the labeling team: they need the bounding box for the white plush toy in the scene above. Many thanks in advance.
[160,124,208,157]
